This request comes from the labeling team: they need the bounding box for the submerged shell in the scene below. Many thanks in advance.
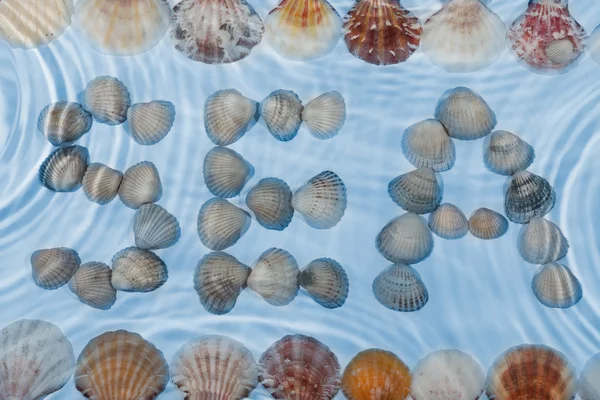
[518,217,569,264]
[342,0,422,65]
[31,247,80,290]
[589,25,600,66]
[81,76,131,125]
[171,335,258,399]
[376,213,434,264]
[505,170,556,224]
[428,203,468,240]
[170,0,264,64]
[118,161,163,209]
[39,145,90,192]
[292,171,347,229]
[401,118,456,172]
[532,263,582,309]
[68,262,117,310]
[197,198,251,251]
[82,163,123,205]
[247,248,299,306]
[483,130,535,176]
[259,334,341,400]
[0,319,75,399]
[301,91,346,140]
[204,146,254,198]
[260,90,303,142]
[298,258,349,309]
[373,263,428,312]
[245,178,294,231]
[133,204,181,250]
[578,353,600,400]
[204,89,260,146]
[468,208,508,240]
[388,167,443,214]
[38,101,92,146]
[75,330,169,400]
[111,247,168,292]
[126,101,176,145]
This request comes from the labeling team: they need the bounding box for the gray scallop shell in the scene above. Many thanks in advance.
[126,100,176,145]
[133,204,181,250]
[468,208,508,240]
[301,91,346,140]
[39,145,90,192]
[118,161,162,209]
[82,163,123,205]
[298,258,349,309]
[434,87,496,140]
[388,167,443,214]
[38,101,93,146]
[579,353,600,400]
[111,247,168,292]
[376,213,434,264]
[401,119,456,172]
[518,217,569,265]
[260,89,303,142]
[373,263,428,312]
[31,247,81,290]
[292,171,347,229]
[483,130,535,176]
[428,203,469,240]
[81,76,131,125]
[193,252,251,315]
[504,170,556,224]
[197,198,251,251]
[204,89,259,146]
[68,262,117,310]
[247,248,299,306]
[545,39,577,65]
[204,146,254,198]
[245,177,294,231]
[532,263,582,309]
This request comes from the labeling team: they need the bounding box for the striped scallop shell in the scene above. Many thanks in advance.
[38,101,92,146]
[298,258,349,309]
[118,161,162,209]
[388,167,443,214]
[39,145,89,192]
[126,100,176,145]
[376,213,434,264]
[204,89,260,146]
[301,91,346,140]
[401,118,456,172]
[518,217,569,265]
[505,170,556,224]
[68,262,117,310]
[245,177,294,231]
[483,130,535,176]
[197,198,251,251]
[260,89,303,142]
[578,353,600,400]
[468,208,508,240]
[82,163,123,205]
[373,263,428,312]
[111,247,168,292]
[204,146,254,198]
[31,247,80,290]
[247,248,299,306]
[532,263,582,309]
[81,76,131,125]
[428,203,469,240]
[133,204,181,250]
[292,170,347,229]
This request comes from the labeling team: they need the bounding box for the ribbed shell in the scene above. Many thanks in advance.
[373,263,428,312]
[111,247,168,292]
[292,170,347,229]
[38,101,92,146]
[204,89,260,146]
[31,247,80,290]
[247,248,299,306]
[82,163,123,205]
[197,198,251,251]
[388,167,443,214]
[68,262,117,310]
[505,170,556,224]
[74,330,169,400]
[245,177,294,231]
[118,161,162,209]
[428,203,469,240]
[298,258,349,309]
[518,217,569,264]
[532,263,582,309]
[468,208,508,240]
[301,91,346,140]
[39,145,89,192]
[590,25,600,66]
[545,39,576,64]
[203,146,255,198]
[81,76,131,125]
[401,118,455,172]
[133,203,181,250]
[260,89,304,142]
[483,130,535,176]
[376,213,434,264]
[578,353,600,400]
[126,101,176,145]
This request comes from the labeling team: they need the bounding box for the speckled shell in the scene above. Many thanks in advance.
[301,91,346,140]
[376,213,434,264]
[82,163,123,205]
[589,25,600,66]
[401,118,455,172]
[259,334,341,400]
[204,89,260,146]
[39,145,90,192]
[75,330,169,400]
[204,146,255,198]
[468,208,508,240]
[246,177,294,231]
[133,203,181,250]
[247,248,299,306]
[81,76,131,125]
[504,170,556,224]
[373,263,428,312]
[578,353,600,400]
[68,262,117,310]
[111,247,168,292]
[292,170,347,229]
[532,263,582,309]
[388,167,443,214]
[483,130,535,176]
[31,247,80,290]
[118,161,163,209]
[298,258,349,309]
[171,335,258,400]
[126,101,176,145]
[518,217,569,264]
[38,101,92,146]
[428,203,469,240]
[260,90,304,142]
[0,319,75,399]
[197,198,251,251]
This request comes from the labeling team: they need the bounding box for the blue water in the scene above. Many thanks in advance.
[1,0,600,398]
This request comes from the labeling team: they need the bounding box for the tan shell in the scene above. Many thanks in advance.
[126,100,176,145]
[111,247,168,292]
[37,101,92,146]
[133,203,181,250]
[301,91,346,140]
[82,163,123,205]
[373,263,428,312]
[428,203,468,240]
[532,263,582,309]
[39,145,90,192]
[299,258,349,309]
[376,213,434,264]
[247,248,299,306]
[68,261,117,310]
[388,167,443,214]
[505,170,556,224]
[204,89,259,146]
[518,217,569,264]
[81,76,131,125]
[245,177,294,231]
[483,130,535,176]
[197,198,251,251]
[402,118,455,172]
[203,146,254,198]
[260,89,303,142]
[118,161,162,209]
[31,247,80,290]
[468,208,508,240]
[292,170,347,229]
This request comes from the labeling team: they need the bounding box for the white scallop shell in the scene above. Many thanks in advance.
[38,101,93,146]
[483,130,535,176]
[81,76,131,125]
[31,247,80,290]
[292,170,347,229]
[247,248,299,306]
[299,258,349,309]
[376,213,434,264]
[133,203,181,250]
[126,101,176,145]
[518,217,569,265]
[428,203,469,240]
[197,198,251,251]
[245,177,294,231]
[401,119,456,172]
[204,89,260,146]
[532,263,582,309]
[68,261,117,310]
[204,146,254,198]
[590,24,600,66]
[301,91,346,140]
[388,167,443,214]
[39,145,90,192]
[373,263,428,312]
[468,208,508,240]
[579,353,600,400]
[260,89,304,142]
[118,161,163,209]
[111,247,168,292]
[82,163,123,205]
[504,170,556,224]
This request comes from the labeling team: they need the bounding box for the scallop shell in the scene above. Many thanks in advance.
[245,177,294,231]
[126,100,176,145]
[259,334,341,400]
[39,145,90,192]
[485,344,576,400]
[483,130,535,176]
[118,161,163,209]
[82,163,123,205]
[38,101,92,146]
[247,248,299,306]
[428,203,469,240]
[373,263,428,312]
[75,330,169,400]
[197,198,251,251]
[518,217,569,264]
[31,247,80,290]
[578,353,600,400]
[589,25,600,66]
[204,146,255,198]
[532,263,582,309]
[0,319,75,399]
[504,170,556,224]
[81,76,131,125]
[170,0,264,64]
[194,252,251,315]
[265,0,342,61]
[133,204,181,250]
[204,89,260,146]
[171,335,258,400]
[73,0,171,56]
[388,167,443,214]
[468,208,508,240]
[401,118,456,172]
[292,170,347,229]
[260,90,304,142]
[301,91,346,140]
[376,213,434,264]
[68,262,117,310]
[298,258,349,309]
[111,247,168,292]
[342,0,422,65]
[411,349,485,400]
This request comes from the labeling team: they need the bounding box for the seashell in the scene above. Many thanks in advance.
[421,0,506,72]
[245,177,294,231]
[247,248,299,306]
[483,130,535,176]
[203,146,254,198]
[342,0,422,66]
[39,145,89,192]
[259,334,340,400]
[111,246,168,292]
[82,163,123,205]
[118,161,163,209]
[372,263,428,312]
[0,0,73,49]
[504,170,556,224]
[468,208,508,240]
[264,0,342,61]
[485,344,576,400]
[133,204,181,250]
[197,198,251,251]
[0,319,75,399]
[171,335,258,399]
[292,170,347,229]
[75,330,169,399]
[388,167,443,214]
[126,100,176,145]
[204,89,260,146]
[193,252,251,315]
[507,0,587,74]
[578,353,600,400]
[170,0,264,64]
[518,217,569,264]
[298,258,349,309]
[376,213,433,264]
[68,262,117,310]
[301,91,346,140]
[401,119,455,172]
[341,348,412,400]
[260,90,303,142]
[38,101,92,146]
[434,86,496,140]
[31,247,80,290]
[81,76,131,125]
[532,263,582,309]
[73,0,171,56]
[428,203,468,240]
[589,25,600,66]
[411,349,485,400]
